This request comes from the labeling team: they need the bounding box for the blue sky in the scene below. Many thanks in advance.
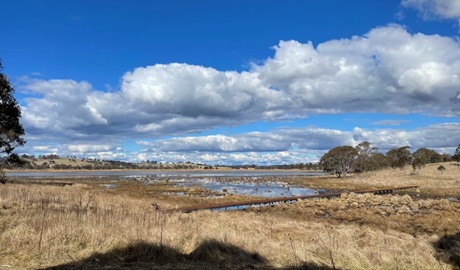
[2,0,460,165]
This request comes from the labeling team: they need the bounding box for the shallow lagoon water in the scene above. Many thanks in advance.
[6,170,324,178]
[176,177,325,198]
[7,170,327,198]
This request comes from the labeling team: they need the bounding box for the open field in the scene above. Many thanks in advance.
[0,163,459,269]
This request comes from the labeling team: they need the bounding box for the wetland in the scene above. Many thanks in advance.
[1,163,459,269]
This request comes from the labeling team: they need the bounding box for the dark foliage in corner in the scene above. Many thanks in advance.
[0,59,26,182]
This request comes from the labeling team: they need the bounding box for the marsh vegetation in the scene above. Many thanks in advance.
[1,162,459,269]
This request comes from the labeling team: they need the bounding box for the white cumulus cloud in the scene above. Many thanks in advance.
[67,144,115,153]
[19,25,460,141]
[402,0,460,25]
[21,79,108,132]
[256,24,460,115]
[14,25,460,164]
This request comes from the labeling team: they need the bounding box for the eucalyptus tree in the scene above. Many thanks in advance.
[320,146,358,178]
[386,146,412,170]
[412,148,441,171]
[354,141,379,172]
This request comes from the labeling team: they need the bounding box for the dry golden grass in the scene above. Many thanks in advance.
[292,162,460,198]
[0,165,460,269]
[260,192,460,236]
[20,157,93,167]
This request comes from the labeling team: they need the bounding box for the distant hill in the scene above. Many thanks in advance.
[3,155,214,170]
[2,154,319,171]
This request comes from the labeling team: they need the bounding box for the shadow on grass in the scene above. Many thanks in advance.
[40,239,336,270]
[434,232,460,270]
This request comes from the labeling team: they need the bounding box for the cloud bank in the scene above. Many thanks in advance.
[17,25,460,164]
[19,123,460,165]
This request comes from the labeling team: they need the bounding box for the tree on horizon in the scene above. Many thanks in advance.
[320,145,358,178]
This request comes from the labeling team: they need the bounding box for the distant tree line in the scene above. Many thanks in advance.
[2,143,460,173]
[320,142,460,178]
[1,155,220,171]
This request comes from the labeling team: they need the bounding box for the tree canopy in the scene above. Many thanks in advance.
[353,141,383,172]
[1,60,26,182]
[320,145,358,178]
[386,146,412,170]
[412,148,441,171]
[453,144,460,163]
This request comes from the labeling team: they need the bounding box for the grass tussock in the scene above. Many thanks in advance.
[0,165,458,270]
[261,192,460,236]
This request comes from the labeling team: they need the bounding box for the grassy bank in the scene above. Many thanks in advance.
[290,162,460,198]
[0,163,459,269]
